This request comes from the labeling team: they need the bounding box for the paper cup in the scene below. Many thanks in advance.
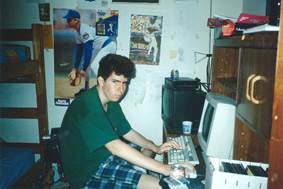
[182,121,192,134]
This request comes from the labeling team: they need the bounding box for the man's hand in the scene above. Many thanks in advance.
[79,70,88,78]
[170,163,196,179]
[68,69,81,86]
[156,140,180,154]
[68,69,77,81]
[179,162,196,178]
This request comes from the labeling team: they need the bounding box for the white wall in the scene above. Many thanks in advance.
[0,0,244,146]
[242,0,266,15]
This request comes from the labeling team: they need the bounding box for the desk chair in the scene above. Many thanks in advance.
[45,128,71,188]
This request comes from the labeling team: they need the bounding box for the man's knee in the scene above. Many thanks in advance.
[137,174,161,189]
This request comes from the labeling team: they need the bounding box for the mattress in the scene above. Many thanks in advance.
[0,44,31,64]
[0,146,35,189]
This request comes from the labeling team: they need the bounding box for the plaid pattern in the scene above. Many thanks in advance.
[83,155,143,189]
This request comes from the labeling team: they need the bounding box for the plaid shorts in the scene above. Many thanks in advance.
[84,143,144,189]
[84,155,144,189]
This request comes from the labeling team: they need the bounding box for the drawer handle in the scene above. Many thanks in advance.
[250,75,267,104]
[246,74,256,101]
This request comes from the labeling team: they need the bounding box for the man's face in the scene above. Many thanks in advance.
[99,72,129,102]
[67,18,79,29]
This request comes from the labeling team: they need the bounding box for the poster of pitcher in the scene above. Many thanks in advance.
[53,8,118,105]
[129,14,163,65]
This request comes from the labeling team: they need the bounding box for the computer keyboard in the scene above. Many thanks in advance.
[167,135,199,165]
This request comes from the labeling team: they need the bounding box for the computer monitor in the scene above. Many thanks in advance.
[197,92,236,165]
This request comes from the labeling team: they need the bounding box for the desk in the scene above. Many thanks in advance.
[163,125,206,177]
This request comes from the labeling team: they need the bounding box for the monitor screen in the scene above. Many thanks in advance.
[197,92,235,165]
[202,103,214,142]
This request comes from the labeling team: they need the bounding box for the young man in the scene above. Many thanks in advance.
[63,9,117,89]
[58,54,195,189]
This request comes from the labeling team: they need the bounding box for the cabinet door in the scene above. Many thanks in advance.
[237,48,276,138]
[211,47,239,99]
[234,118,269,162]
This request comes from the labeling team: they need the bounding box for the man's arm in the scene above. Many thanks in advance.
[123,129,179,154]
[74,43,84,69]
[82,40,93,71]
[106,138,171,176]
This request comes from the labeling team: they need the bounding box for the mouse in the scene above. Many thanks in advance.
[185,165,197,179]
[188,171,197,179]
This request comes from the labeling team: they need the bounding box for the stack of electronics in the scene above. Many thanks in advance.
[160,176,190,189]
[205,157,269,189]
[162,77,206,134]
[164,92,236,189]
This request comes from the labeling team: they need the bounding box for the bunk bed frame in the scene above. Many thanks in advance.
[0,24,49,188]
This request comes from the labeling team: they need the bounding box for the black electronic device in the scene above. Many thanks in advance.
[266,0,281,26]
[164,77,200,89]
[159,177,190,189]
[162,77,206,134]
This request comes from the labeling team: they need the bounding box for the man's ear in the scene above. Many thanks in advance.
[97,76,104,86]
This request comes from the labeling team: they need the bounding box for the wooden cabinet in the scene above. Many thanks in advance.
[211,5,283,187]
[234,118,270,162]
[267,6,283,187]
[211,47,239,99]
[211,32,278,163]
[237,48,276,139]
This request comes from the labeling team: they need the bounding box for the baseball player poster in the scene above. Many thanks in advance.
[53,8,118,106]
[129,14,163,65]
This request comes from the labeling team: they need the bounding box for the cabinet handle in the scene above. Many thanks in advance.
[246,74,256,101]
[250,75,267,104]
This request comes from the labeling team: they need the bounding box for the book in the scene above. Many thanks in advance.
[243,24,279,34]
[222,162,237,174]
[222,162,247,175]
[230,163,247,175]
[214,14,237,23]
[246,165,268,177]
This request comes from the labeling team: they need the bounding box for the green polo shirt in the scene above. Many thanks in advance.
[58,87,131,188]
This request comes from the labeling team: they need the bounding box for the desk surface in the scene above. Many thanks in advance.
[163,125,206,176]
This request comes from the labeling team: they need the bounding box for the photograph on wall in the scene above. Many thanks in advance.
[96,10,118,36]
[129,14,163,65]
[53,8,118,105]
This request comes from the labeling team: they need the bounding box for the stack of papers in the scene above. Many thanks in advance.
[213,14,237,23]
[243,24,279,34]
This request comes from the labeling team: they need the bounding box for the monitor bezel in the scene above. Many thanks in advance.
[197,92,236,165]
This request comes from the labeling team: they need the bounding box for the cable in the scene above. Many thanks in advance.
[209,0,213,54]
[206,54,212,91]
[207,0,213,91]
[194,0,213,91]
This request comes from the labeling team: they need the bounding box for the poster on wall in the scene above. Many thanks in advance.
[129,14,163,65]
[53,8,118,106]
[96,10,119,36]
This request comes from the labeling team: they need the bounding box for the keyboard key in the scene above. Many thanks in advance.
[167,135,199,165]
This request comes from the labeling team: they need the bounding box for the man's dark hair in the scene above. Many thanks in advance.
[97,54,136,80]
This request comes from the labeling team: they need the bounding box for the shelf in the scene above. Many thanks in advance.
[214,32,278,49]
[216,76,237,92]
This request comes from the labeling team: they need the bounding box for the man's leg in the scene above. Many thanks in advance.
[85,155,147,189]
[137,174,162,189]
